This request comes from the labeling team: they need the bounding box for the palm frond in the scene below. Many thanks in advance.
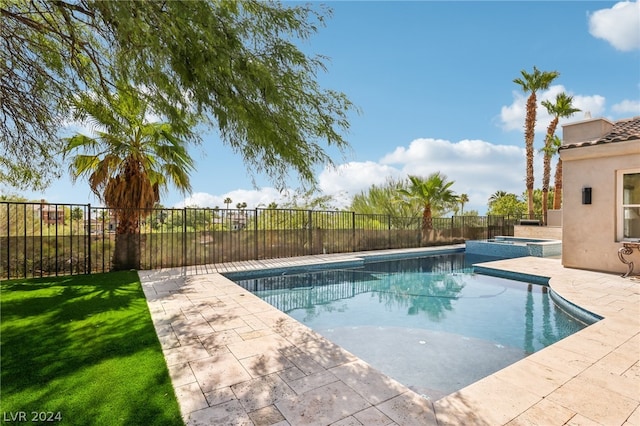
[64,84,195,214]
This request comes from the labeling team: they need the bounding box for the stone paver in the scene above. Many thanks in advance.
[275,381,371,426]
[139,247,640,425]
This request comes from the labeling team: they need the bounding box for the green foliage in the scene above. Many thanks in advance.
[62,83,196,264]
[457,193,470,214]
[487,191,527,217]
[70,207,83,222]
[396,173,458,243]
[2,1,354,190]
[350,177,421,228]
[0,272,182,425]
[513,66,560,96]
[352,177,414,213]
[254,208,348,231]
[281,188,339,210]
[398,173,458,225]
[399,174,458,214]
[525,189,555,217]
[151,207,219,233]
[0,194,28,202]
[486,189,553,218]
[63,85,195,207]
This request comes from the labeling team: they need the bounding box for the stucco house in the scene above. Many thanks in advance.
[37,200,65,225]
[560,116,640,275]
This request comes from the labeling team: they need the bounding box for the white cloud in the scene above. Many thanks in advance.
[499,91,528,132]
[500,85,603,133]
[177,138,548,215]
[612,99,640,115]
[176,188,288,209]
[571,94,606,119]
[381,138,536,213]
[588,1,640,51]
[319,138,544,214]
[318,161,404,207]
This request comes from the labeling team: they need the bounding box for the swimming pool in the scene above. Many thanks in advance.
[229,252,590,400]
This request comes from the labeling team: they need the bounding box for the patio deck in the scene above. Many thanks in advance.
[139,247,640,425]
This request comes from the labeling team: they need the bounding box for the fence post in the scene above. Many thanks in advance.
[23,203,27,277]
[254,208,258,260]
[5,203,10,279]
[462,215,465,239]
[308,210,313,255]
[87,204,92,275]
[503,215,507,237]
[451,216,454,241]
[351,211,356,252]
[182,208,187,267]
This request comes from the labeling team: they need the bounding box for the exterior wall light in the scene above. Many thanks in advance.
[582,187,592,205]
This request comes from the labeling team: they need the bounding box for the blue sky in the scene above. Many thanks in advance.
[12,0,640,214]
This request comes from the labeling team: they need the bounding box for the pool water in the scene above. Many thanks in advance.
[231,253,588,399]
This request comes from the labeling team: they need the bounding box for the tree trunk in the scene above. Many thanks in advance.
[526,188,534,219]
[112,209,140,270]
[553,158,563,209]
[421,204,432,244]
[541,117,558,225]
[542,152,551,225]
[525,94,537,219]
[541,189,548,225]
[113,233,140,270]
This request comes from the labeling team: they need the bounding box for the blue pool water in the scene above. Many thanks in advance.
[230,253,589,399]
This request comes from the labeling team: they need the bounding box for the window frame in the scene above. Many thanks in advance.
[617,168,640,241]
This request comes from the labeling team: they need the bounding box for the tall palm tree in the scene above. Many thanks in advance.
[63,85,195,270]
[459,193,469,214]
[541,93,580,223]
[551,135,564,210]
[513,66,560,219]
[397,173,458,243]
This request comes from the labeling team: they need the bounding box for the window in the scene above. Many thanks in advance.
[618,169,640,241]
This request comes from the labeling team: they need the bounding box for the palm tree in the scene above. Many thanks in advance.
[63,85,195,270]
[397,173,458,243]
[224,197,232,210]
[488,190,508,206]
[513,66,560,219]
[551,135,564,210]
[541,93,580,223]
[487,192,526,217]
[459,193,469,214]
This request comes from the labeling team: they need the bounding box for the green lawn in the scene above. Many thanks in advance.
[1,271,182,425]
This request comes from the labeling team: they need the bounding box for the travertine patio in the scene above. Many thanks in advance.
[139,247,640,425]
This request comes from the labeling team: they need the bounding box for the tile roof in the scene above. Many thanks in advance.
[561,116,640,150]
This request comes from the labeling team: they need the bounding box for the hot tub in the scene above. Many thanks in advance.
[465,236,562,258]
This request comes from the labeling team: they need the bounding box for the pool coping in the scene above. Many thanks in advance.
[139,246,640,425]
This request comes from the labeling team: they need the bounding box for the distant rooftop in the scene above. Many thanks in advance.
[561,116,640,150]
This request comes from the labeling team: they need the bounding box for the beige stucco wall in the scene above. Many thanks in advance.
[514,225,562,240]
[547,209,562,227]
[560,139,640,274]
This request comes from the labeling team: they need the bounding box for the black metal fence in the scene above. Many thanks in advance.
[1,202,517,280]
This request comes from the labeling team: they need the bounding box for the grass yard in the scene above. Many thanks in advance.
[0,271,182,425]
